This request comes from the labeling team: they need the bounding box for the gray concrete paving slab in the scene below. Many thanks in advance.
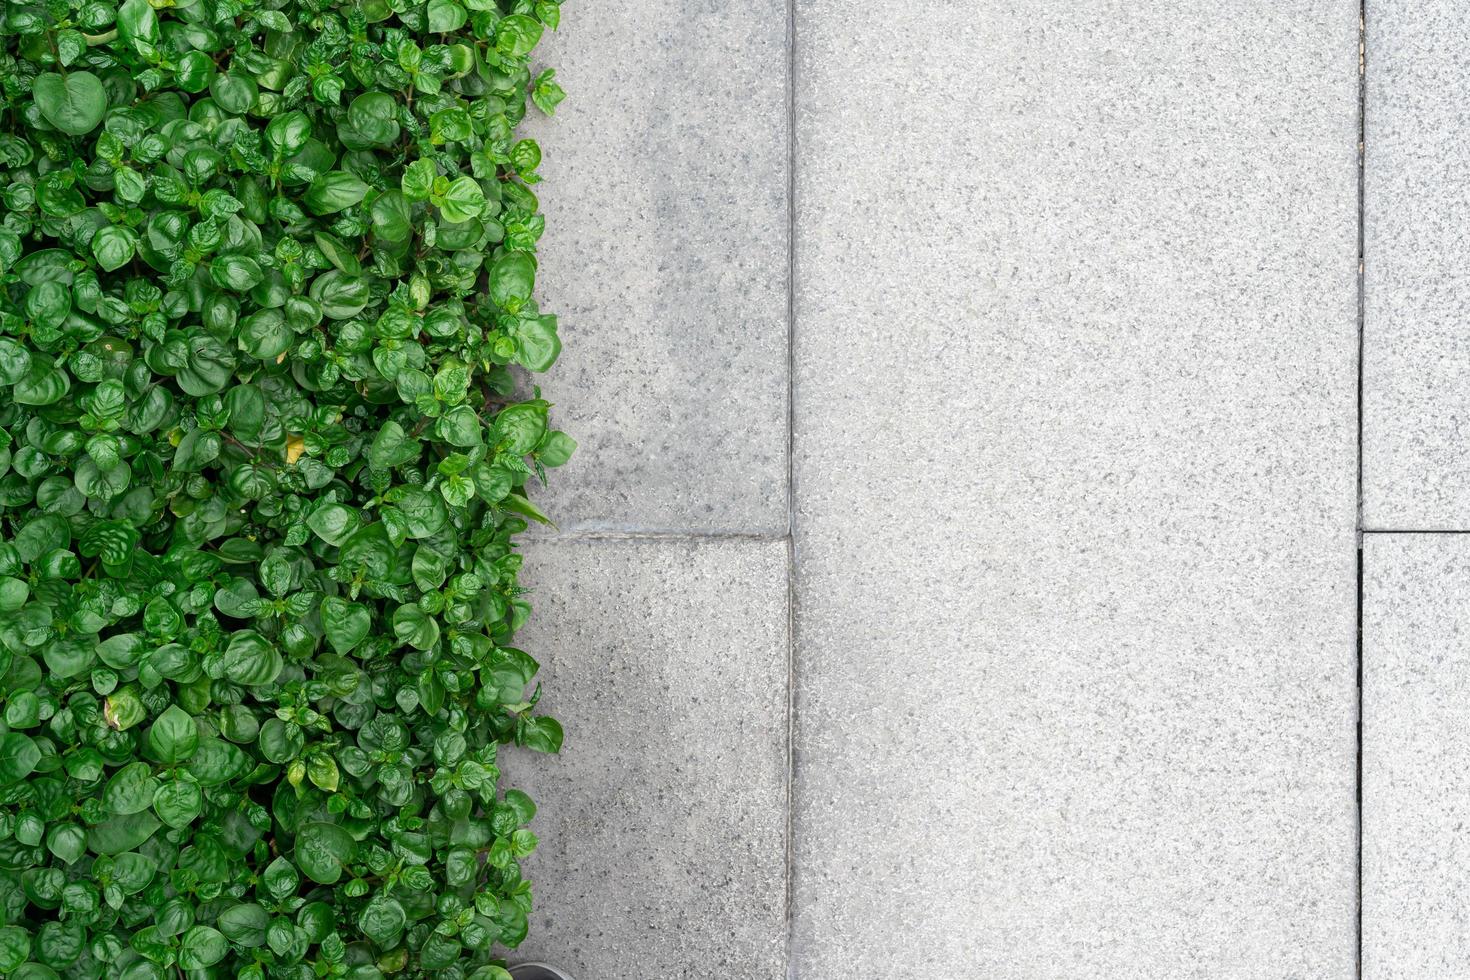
[504,536,790,980]
[1364,0,1470,529]
[524,3,790,534]
[790,2,1360,976]
[1363,533,1470,980]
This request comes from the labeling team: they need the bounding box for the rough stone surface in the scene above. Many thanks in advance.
[1362,534,1470,979]
[790,3,1360,977]
[521,2,789,534]
[1364,1,1470,529]
[503,537,789,980]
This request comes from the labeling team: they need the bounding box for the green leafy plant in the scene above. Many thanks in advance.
[0,0,573,975]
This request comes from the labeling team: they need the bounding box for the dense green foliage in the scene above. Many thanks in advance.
[0,0,572,975]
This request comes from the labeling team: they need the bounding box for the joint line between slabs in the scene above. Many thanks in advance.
[1360,528,1470,535]
[782,0,799,969]
[536,529,791,543]
[1355,2,1366,975]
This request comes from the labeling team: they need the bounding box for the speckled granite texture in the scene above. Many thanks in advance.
[520,1,790,534]
[514,1,1369,977]
[790,1,1360,977]
[503,538,789,980]
[1362,535,1470,980]
[1364,1,1470,529]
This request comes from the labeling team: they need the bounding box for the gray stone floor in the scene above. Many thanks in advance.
[1363,4,1470,979]
[503,2,1470,978]
[1363,536,1470,980]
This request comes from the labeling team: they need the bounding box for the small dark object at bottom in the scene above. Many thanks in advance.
[509,964,577,980]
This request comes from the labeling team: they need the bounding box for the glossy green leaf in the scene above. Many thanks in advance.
[46,825,86,865]
[359,895,406,945]
[305,172,370,215]
[178,926,228,969]
[190,737,248,786]
[427,0,467,32]
[146,705,199,764]
[347,92,400,146]
[257,718,304,765]
[153,780,203,828]
[0,338,32,384]
[176,51,216,93]
[221,630,283,686]
[371,189,414,242]
[294,822,356,884]
[490,252,536,313]
[103,762,159,815]
[321,596,371,653]
[0,926,30,972]
[307,503,360,546]
[5,691,40,728]
[91,226,137,271]
[32,72,107,136]
[438,176,485,223]
[515,316,561,371]
[392,604,440,651]
[87,813,160,855]
[519,716,564,754]
[402,159,436,200]
[13,361,70,406]
[537,430,577,467]
[307,753,339,791]
[496,14,544,57]
[118,0,161,50]
[266,111,313,155]
[218,904,269,947]
[0,734,40,784]
[496,402,548,455]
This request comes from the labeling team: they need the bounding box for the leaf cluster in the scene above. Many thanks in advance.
[0,0,571,976]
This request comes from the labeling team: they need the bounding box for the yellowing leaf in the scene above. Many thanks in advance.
[285,435,305,465]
